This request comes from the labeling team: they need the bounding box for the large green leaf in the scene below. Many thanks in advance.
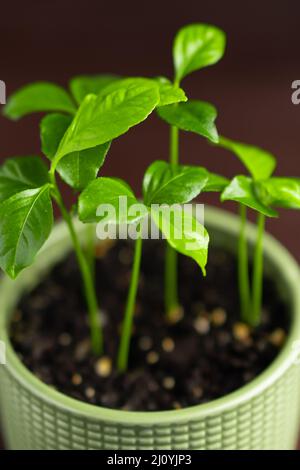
[69,74,120,104]
[96,76,187,106]
[3,82,76,120]
[143,160,208,205]
[0,185,53,278]
[173,23,226,83]
[219,136,276,181]
[157,99,219,143]
[155,77,187,106]
[41,113,110,190]
[0,156,49,202]
[151,206,209,274]
[78,177,145,224]
[221,175,278,217]
[255,177,300,209]
[54,78,159,166]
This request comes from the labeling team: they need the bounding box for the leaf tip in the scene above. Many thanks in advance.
[210,132,219,144]
[2,102,17,120]
[5,265,18,280]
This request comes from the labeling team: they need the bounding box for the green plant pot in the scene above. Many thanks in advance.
[1,206,300,450]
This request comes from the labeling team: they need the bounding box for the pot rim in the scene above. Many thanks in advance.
[1,206,300,425]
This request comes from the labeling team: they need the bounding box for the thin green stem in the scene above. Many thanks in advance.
[86,223,96,279]
[251,212,265,326]
[170,126,179,165]
[50,173,103,355]
[165,242,179,317]
[117,236,143,372]
[164,125,180,318]
[238,204,251,323]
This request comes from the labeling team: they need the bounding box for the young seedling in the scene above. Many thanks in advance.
[219,136,300,326]
[1,78,163,355]
[77,160,228,371]
[144,158,229,320]
[4,34,223,325]
[156,23,226,319]
[66,66,226,324]
[66,58,225,323]
[2,23,294,380]
[4,74,187,258]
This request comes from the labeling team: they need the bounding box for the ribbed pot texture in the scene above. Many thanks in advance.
[1,207,300,450]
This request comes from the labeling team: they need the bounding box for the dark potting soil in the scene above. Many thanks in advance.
[10,240,289,411]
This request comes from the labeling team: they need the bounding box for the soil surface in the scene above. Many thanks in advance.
[10,241,289,411]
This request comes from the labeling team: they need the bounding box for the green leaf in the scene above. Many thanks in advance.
[173,23,226,83]
[255,177,300,209]
[41,113,73,158]
[89,75,183,105]
[3,82,76,120]
[79,177,145,224]
[219,136,276,181]
[69,74,120,104]
[0,156,49,201]
[0,185,53,278]
[221,175,278,217]
[40,113,110,190]
[57,144,111,190]
[143,160,208,205]
[157,100,219,143]
[155,77,187,106]
[54,78,160,165]
[203,172,229,192]
[151,206,209,275]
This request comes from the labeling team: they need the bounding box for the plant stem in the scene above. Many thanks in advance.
[86,223,96,279]
[165,241,179,318]
[165,125,180,318]
[238,204,251,323]
[170,125,179,165]
[50,176,103,355]
[251,212,265,326]
[117,236,143,372]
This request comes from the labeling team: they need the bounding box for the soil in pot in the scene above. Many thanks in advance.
[10,240,289,411]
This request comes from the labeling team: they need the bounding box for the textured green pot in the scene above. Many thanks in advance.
[1,207,300,450]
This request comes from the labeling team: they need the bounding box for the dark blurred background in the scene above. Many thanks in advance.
[0,0,300,449]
